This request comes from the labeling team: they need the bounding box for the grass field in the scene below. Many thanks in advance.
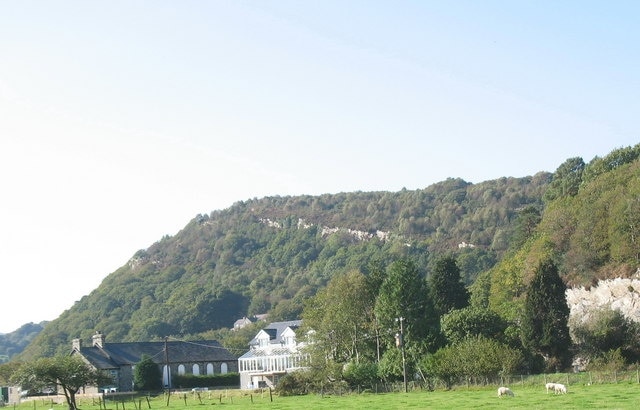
[17,383,640,410]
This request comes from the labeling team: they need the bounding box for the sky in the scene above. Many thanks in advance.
[0,1,638,334]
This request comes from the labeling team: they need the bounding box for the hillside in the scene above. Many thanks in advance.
[15,144,640,361]
[474,144,640,322]
[18,174,550,359]
[0,322,46,363]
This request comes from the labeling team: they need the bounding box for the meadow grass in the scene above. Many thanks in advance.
[16,383,640,410]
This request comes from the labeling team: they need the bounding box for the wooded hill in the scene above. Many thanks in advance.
[15,144,640,360]
[0,322,45,363]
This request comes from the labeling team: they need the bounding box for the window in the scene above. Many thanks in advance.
[178,365,185,375]
[220,363,228,374]
[192,364,200,375]
[206,363,214,375]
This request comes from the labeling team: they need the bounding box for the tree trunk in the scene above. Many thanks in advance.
[61,387,77,410]
[68,391,77,410]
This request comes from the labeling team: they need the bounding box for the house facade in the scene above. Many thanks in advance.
[238,320,308,389]
[72,332,237,392]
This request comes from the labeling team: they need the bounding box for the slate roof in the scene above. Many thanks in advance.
[77,340,236,370]
[248,320,302,346]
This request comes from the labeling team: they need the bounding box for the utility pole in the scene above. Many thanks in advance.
[396,317,407,393]
[164,336,171,389]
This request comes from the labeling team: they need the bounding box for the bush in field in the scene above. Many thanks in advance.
[571,307,640,364]
[275,369,349,396]
[421,336,523,388]
[342,361,380,388]
[276,371,313,396]
[588,348,627,372]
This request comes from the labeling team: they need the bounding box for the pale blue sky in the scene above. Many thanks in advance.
[0,1,638,333]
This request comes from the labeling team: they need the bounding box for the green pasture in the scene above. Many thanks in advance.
[14,383,640,410]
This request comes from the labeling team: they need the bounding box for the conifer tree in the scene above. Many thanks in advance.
[429,256,469,316]
[521,259,572,371]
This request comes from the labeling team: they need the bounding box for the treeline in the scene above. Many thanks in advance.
[278,256,574,394]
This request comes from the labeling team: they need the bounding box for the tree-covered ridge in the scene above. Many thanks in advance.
[16,143,640,362]
[17,174,549,360]
[0,322,46,363]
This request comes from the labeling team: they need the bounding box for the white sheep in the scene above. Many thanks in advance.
[554,383,567,394]
[497,386,514,397]
[545,382,557,394]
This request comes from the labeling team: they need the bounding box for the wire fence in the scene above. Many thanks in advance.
[349,369,640,394]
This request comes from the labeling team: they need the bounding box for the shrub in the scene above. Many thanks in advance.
[421,336,524,386]
[342,361,380,388]
[275,371,314,396]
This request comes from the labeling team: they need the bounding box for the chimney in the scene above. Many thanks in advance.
[92,331,105,347]
[72,338,82,351]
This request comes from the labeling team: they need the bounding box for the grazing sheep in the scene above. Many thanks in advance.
[497,386,514,397]
[554,383,567,394]
[545,382,557,394]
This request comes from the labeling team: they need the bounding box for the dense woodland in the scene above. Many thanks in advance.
[0,323,45,363]
[7,145,640,380]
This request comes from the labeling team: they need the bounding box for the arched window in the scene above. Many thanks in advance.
[192,364,200,375]
[178,364,185,375]
[220,363,228,374]
[206,363,214,375]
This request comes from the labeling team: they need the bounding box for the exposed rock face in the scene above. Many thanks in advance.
[566,275,640,325]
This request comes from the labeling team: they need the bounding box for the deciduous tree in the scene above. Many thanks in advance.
[440,306,507,345]
[303,270,376,364]
[12,356,110,410]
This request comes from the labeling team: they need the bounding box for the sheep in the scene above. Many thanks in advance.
[497,386,514,397]
[545,382,557,394]
[554,383,567,394]
[545,382,567,394]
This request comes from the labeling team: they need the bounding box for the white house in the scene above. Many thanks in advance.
[238,320,308,389]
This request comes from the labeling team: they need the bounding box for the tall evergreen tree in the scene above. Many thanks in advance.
[429,256,469,316]
[375,258,440,353]
[375,259,427,343]
[521,259,572,371]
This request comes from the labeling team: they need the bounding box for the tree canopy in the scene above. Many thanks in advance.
[521,260,571,371]
[429,256,469,316]
[133,354,162,391]
[12,356,110,410]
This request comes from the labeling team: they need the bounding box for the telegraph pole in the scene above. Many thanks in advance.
[396,317,407,393]
[164,337,171,389]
